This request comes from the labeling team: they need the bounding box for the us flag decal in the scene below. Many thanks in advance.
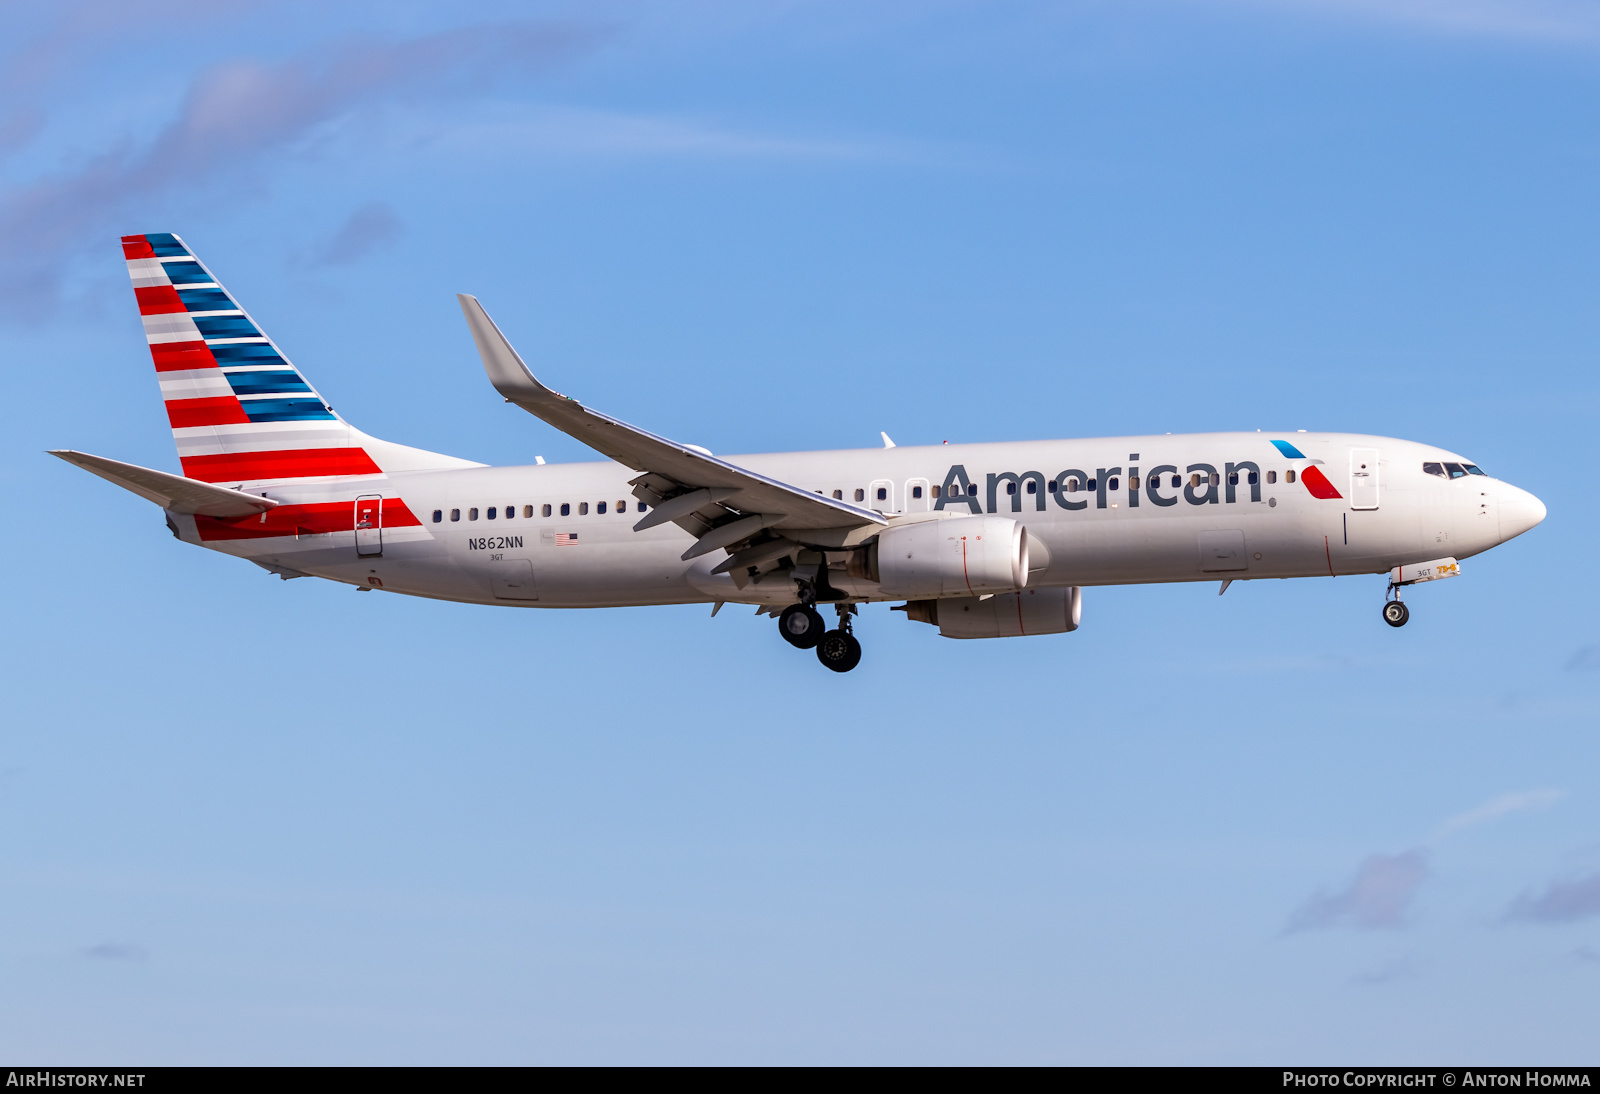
[555,532,579,546]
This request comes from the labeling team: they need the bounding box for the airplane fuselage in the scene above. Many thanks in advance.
[176,431,1542,609]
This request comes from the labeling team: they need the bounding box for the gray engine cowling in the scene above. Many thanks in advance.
[868,516,1030,599]
[896,587,1081,639]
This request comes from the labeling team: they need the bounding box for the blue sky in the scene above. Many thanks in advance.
[2,0,1598,1064]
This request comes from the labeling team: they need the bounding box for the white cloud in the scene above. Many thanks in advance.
[0,21,605,321]
[416,103,929,164]
[1289,789,1567,934]
[1288,850,1429,932]
[1425,788,1567,845]
[1206,0,1600,44]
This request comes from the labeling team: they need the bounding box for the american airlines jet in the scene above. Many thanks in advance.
[54,233,1547,673]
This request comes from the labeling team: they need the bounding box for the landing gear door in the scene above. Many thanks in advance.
[355,494,383,557]
[1350,448,1379,510]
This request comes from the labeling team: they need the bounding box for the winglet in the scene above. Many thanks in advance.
[457,294,558,408]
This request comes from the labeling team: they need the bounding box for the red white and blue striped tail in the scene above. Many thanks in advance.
[122,232,477,486]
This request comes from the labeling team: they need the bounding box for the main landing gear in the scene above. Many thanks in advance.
[778,601,862,672]
[1382,586,1410,628]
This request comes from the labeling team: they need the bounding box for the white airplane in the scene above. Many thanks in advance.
[54,233,1546,672]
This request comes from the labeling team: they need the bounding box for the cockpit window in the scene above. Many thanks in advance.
[1423,462,1446,478]
[1463,463,1487,476]
[1443,462,1467,479]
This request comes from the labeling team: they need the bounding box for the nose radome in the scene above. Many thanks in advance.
[1498,483,1547,543]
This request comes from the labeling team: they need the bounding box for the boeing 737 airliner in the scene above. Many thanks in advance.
[53,233,1546,672]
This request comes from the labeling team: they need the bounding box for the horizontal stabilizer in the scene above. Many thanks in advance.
[49,450,280,518]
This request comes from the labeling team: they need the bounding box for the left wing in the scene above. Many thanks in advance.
[457,295,888,560]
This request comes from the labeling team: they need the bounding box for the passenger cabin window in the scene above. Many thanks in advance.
[1066,478,1080,492]
[579,502,589,515]
[1423,462,1446,478]
[450,508,461,522]
[560,503,570,516]
[1285,470,1297,484]
[617,500,627,513]
[931,485,941,498]
[1087,479,1097,491]
[524,505,534,518]
[1006,482,1017,495]
[1108,477,1120,491]
[1228,472,1239,487]
[1128,475,1139,490]
[597,501,607,514]
[1026,480,1037,494]
[487,507,497,519]
[855,488,865,502]
[1170,475,1181,488]
[832,489,842,500]
[1189,473,1202,488]
[1209,472,1220,486]
[1444,462,1467,479]
[877,487,888,501]
[911,485,923,499]
[541,504,551,517]
[638,503,647,513]
[1247,471,1259,486]
[468,508,479,520]
[432,509,442,523]
[505,504,515,519]
[1267,471,1277,484]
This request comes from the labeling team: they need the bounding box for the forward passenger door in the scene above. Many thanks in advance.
[1350,448,1379,510]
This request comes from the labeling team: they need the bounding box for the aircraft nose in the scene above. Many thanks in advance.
[1498,482,1547,543]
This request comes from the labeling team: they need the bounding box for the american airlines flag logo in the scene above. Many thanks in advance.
[555,532,579,546]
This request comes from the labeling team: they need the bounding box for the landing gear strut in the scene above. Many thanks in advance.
[1382,585,1410,628]
[815,604,863,673]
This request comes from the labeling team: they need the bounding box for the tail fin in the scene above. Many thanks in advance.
[121,232,477,485]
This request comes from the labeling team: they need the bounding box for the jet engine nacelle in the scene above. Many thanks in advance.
[868,516,1030,599]
[896,587,1082,639]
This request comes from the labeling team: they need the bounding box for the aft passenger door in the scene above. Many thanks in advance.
[355,494,383,557]
[1350,448,1379,510]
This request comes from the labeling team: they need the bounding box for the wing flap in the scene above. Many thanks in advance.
[49,450,279,518]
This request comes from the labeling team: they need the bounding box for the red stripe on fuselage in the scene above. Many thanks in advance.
[165,396,251,428]
[150,340,219,372]
[195,499,422,542]
[180,448,382,483]
[1301,465,1343,500]
[136,285,185,314]
[121,235,155,260]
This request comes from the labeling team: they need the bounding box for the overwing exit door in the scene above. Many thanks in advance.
[1350,449,1379,510]
[355,494,383,557]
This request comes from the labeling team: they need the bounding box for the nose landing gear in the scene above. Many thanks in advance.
[1382,586,1410,628]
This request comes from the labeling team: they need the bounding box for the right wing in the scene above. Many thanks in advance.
[457,295,888,561]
